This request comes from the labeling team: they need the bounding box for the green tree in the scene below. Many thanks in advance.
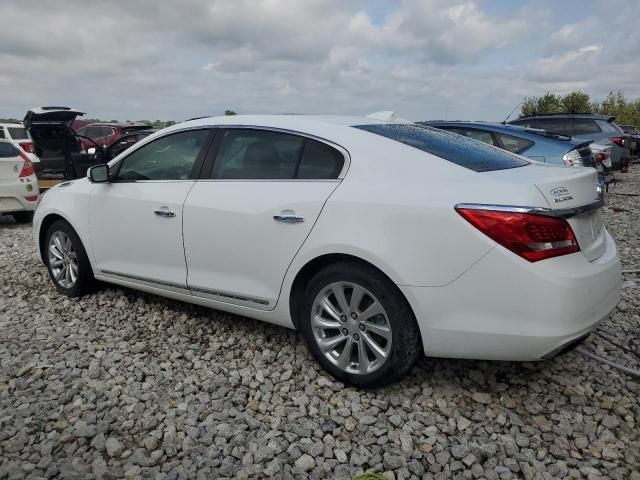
[520,93,563,116]
[560,91,592,113]
[224,110,237,116]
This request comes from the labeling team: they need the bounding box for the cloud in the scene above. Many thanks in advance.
[0,0,637,122]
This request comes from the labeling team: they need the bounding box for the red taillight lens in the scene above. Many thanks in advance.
[455,207,580,262]
[609,136,625,147]
[17,150,35,177]
[19,142,33,153]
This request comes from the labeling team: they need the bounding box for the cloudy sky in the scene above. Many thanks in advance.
[1,0,638,122]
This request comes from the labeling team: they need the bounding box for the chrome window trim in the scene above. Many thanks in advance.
[455,198,603,219]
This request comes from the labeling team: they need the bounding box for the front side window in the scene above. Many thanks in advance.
[0,128,5,139]
[115,129,209,181]
[357,124,529,172]
[495,133,534,154]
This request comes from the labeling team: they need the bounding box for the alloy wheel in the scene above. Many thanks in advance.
[48,231,78,289]
[311,281,392,375]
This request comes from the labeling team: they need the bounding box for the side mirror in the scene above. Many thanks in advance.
[87,147,96,155]
[88,164,110,183]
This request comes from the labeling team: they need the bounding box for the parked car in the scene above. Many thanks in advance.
[33,115,621,387]
[619,124,640,155]
[509,113,631,171]
[0,139,39,222]
[0,123,39,164]
[421,121,595,168]
[76,122,152,151]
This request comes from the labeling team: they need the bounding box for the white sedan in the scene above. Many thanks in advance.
[33,115,621,387]
[0,139,39,222]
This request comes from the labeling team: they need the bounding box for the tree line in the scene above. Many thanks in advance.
[520,91,640,126]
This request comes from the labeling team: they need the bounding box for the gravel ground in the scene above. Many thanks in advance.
[1,171,639,480]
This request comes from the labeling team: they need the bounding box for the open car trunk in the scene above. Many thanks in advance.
[24,107,103,179]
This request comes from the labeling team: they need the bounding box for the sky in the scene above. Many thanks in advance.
[0,0,639,122]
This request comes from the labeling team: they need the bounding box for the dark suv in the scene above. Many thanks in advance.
[509,113,630,170]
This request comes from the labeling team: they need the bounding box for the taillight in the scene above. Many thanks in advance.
[17,150,35,177]
[19,142,34,153]
[455,207,580,262]
[609,136,625,147]
[562,149,583,167]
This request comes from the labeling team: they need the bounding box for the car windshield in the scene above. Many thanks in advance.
[355,123,530,172]
[7,127,28,140]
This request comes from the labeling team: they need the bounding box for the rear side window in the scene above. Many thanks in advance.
[495,133,534,154]
[573,119,601,135]
[355,124,529,172]
[0,128,5,139]
[0,142,17,157]
[7,127,28,140]
[446,128,498,146]
[297,139,344,179]
[212,129,344,180]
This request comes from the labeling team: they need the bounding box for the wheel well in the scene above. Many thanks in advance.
[38,214,67,264]
[289,253,414,330]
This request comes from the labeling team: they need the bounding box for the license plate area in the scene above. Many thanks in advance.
[568,209,605,261]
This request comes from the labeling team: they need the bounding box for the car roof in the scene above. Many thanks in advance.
[513,113,614,121]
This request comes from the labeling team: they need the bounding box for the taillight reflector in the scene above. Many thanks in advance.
[609,136,625,147]
[455,207,580,262]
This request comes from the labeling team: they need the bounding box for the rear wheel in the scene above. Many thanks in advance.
[12,211,34,223]
[298,262,421,388]
[45,220,94,297]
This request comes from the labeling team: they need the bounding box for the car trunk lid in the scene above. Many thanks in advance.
[487,163,605,262]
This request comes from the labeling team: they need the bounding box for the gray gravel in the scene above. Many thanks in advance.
[1,171,640,479]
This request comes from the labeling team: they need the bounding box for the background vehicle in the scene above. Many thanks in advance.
[421,121,595,167]
[619,124,640,155]
[509,113,631,170]
[76,122,152,151]
[0,139,39,222]
[34,115,621,387]
[0,123,39,164]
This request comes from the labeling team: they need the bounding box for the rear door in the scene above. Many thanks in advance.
[183,128,346,309]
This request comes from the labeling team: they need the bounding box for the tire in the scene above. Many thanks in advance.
[12,211,34,223]
[44,220,94,297]
[298,262,421,388]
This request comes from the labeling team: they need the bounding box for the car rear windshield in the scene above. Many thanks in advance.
[354,124,530,172]
[7,127,28,140]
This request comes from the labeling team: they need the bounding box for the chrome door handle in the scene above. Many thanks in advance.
[273,214,304,223]
[154,207,176,218]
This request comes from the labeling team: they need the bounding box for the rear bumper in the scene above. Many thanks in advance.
[0,178,39,213]
[402,229,621,361]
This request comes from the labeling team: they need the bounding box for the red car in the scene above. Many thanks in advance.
[75,122,151,151]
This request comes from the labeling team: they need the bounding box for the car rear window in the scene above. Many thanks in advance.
[0,142,18,157]
[7,127,28,140]
[354,124,529,172]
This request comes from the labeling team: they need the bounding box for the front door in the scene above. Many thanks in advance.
[89,128,212,289]
[183,128,346,309]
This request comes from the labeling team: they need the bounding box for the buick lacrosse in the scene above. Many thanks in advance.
[34,115,622,387]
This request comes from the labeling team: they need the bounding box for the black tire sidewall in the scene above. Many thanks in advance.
[299,262,421,388]
[44,220,93,297]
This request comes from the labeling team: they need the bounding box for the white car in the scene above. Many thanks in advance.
[0,123,39,164]
[33,115,621,387]
[0,139,39,222]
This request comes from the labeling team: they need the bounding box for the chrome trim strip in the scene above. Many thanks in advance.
[100,270,187,290]
[100,269,271,306]
[189,285,271,306]
[455,198,603,219]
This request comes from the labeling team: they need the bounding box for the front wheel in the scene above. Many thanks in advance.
[298,262,422,388]
[45,220,94,297]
